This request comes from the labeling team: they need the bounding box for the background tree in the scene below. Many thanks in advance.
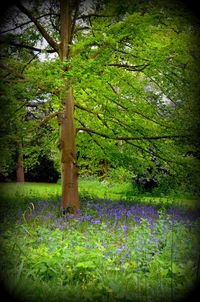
[0,56,59,182]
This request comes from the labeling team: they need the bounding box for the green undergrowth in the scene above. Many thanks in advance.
[1,216,199,302]
[0,181,200,301]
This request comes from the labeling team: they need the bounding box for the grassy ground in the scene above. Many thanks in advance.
[0,180,200,302]
[0,179,199,209]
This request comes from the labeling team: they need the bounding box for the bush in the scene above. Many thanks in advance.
[108,167,133,183]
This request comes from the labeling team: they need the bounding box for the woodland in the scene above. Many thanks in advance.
[0,0,200,301]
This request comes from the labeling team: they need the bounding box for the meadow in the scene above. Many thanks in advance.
[0,180,200,302]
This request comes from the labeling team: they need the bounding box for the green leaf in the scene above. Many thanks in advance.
[76,261,95,269]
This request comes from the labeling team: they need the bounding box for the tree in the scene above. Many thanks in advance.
[0,0,199,211]
[0,56,58,182]
[0,59,27,182]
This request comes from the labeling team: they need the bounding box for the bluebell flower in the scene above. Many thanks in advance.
[123,224,127,231]
[116,248,122,254]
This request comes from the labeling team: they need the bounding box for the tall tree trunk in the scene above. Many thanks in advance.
[16,142,24,183]
[59,87,80,213]
[59,0,80,213]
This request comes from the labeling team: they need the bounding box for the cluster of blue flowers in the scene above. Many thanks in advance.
[17,198,199,230]
[9,197,200,300]
[16,199,200,268]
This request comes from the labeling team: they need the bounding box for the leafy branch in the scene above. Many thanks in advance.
[15,0,59,52]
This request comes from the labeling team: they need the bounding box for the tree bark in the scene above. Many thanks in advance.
[58,0,80,213]
[59,87,80,213]
[16,142,24,183]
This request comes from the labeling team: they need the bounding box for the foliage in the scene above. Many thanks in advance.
[72,0,200,191]
[0,0,200,193]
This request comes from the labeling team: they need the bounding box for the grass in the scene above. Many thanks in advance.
[0,180,200,302]
[1,178,199,209]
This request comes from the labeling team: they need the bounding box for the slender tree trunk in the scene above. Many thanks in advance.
[59,87,80,213]
[58,0,80,213]
[16,142,24,183]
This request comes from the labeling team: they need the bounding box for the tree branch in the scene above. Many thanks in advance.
[15,1,59,52]
[75,119,106,154]
[121,134,189,142]
[76,126,189,142]
[76,120,181,167]
[88,16,95,38]
[38,111,59,127]
[82,83,172,129]
[75,26,90,32]
[142,73,177,106]
[0,13,59,35]
[116,49,150,62]
[126,140,183,166]
[7,40,56,53]
[75,102,108,127]
[108,63,150,72]
[77,13,114,20]
[76,127,110,138]
[105,83,169,128]
[0,62,26,80]
[69,0,80,44]
[21,52,40,74]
